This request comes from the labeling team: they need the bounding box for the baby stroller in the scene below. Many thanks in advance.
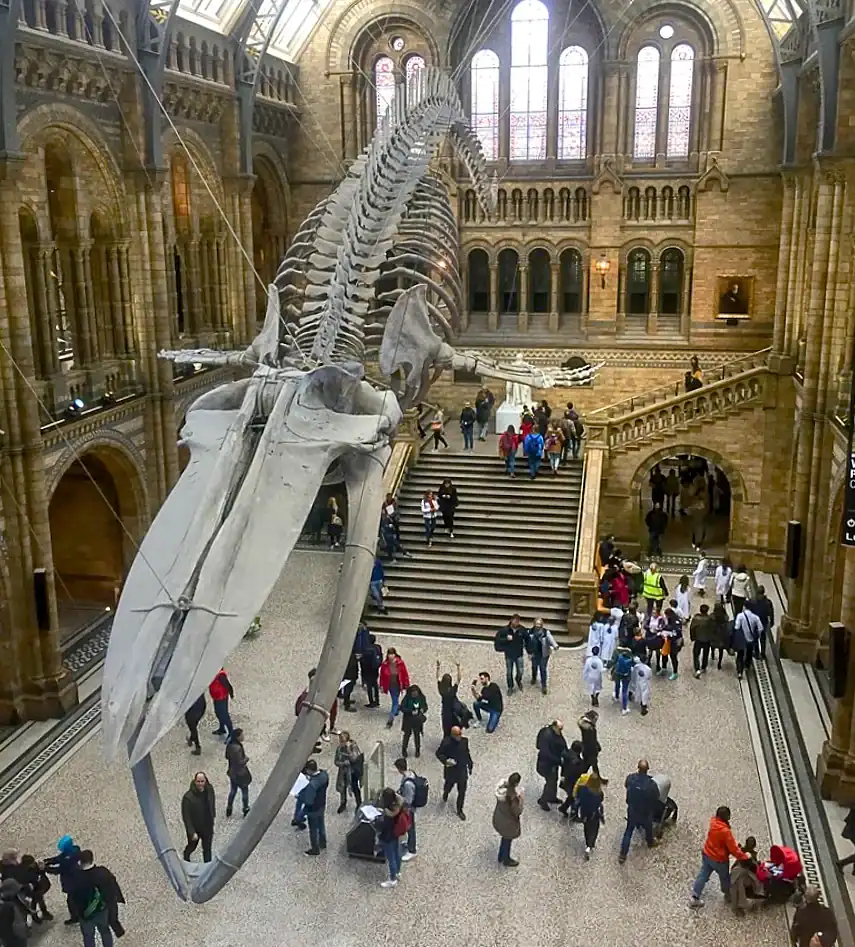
[651,774,678,838]
[757,845,806,905]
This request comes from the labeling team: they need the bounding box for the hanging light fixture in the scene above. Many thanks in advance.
[595,254,610,289]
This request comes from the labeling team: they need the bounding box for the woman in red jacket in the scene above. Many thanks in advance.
[379,648,411,729]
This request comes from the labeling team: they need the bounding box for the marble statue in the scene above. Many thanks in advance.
[505,353,532,407]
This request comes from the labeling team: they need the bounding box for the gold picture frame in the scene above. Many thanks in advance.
[716,276,753,320]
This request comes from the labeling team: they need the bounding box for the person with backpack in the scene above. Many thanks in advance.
[184,693,206,756]
[494,614,527,695]
[527,617,559,694]
[376,788,411,888]
[619,759,660,864]
[459,401,476,452]
[611,646,634,715]
[67,850,123,947]
[492,773,524,868]
[498,425,519,478]
[43,834,82,924]
[436,726,473,821]
[582,645,604,707]
[360,634,383,708]
[224,728,252,818]
[298,759,329,857]
[535,720,567,811]
[394,757,428,861]
[522,427,544,479]
[208,667,235,742]
[400,684,428,758]
[470,671,504,733]
[334,731,363,813]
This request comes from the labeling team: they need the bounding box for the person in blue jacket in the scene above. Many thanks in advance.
[43,835,82,924]
[523,430,544,479]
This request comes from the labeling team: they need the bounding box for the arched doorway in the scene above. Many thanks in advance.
[48,448,143,636]
[636,452,732,557]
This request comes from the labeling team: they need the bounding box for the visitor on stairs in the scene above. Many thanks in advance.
[368,557,388,614]
[430,409,449,451]
[689,806,749,907]
[333,731,363,813]
[559,411,574,463]
[545,423,564,475]
[565,403,582,460]
[519,408,535,439]
[436,726,473,820]
[224,728,252,818]
[437,478,459,539]
[526,617,559,693]
[471,671,504,733]
[494,615,527,694]
[360,633,383,708]
[380,506,411,562]
[394,758,419,862]
[730,564,751,614]
[475,388,494,441]
[459,402,476,452]
[420,491,438,546]
[523,429,544,479]
[184,693,206,756]
[379,648,410,728]
[535,399,551,435]
[749,585,774,660]
[498,425,519,478]
[400,684,428,757]
[535,720,567,810]
[583,646,604,707]
[690,604,716,677]
[492,773,524,867]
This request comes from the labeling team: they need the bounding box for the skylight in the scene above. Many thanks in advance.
[757,0,803,40]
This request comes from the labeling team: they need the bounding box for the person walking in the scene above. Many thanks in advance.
[618,760,659,864]
[475,389,492,441]
[184,693,205,756]
[664,469,680,518]
[376,788,408,888]
[471,672,503,733]
[437,479,459,539]
[557,741,587,817]
[181,772,216,863]
[558,412,574,463]
[715,557,733,606]
[675,575,691,621]
[692,551,708,596]
[437,660,462,737]
[459,401,476,451]
[368,557,388,614]
[394,758,420,862]
[494,615,527,694]
[535,720,567,810]
[690,604,716,678]
[224,728,252,818]
[836,806,855,874]
[209,668,235,742]
[379,647,411,728]
[527,617,559,694]
[436,726,473,820]
[749,584,774,660]
[689,805,750,907]
[611,646,634,715]
[544,423,564,476]
[577,773,605,861]
[298,759,329,857]
[498,425,519,478]
[333,731,363,813]
[67,850,122,947]
[732,605,762,681]
[420,491,439,547]
[645,503,668,558]
[400,684,428,758]
[492,773,524,868]
[711,601,731,670]
[582,645,604,707]
[43,834,81,924]
[657,607,683,681]
[642,562,668,617]
[730,563,750,614]
[578,710,606,781]
[791,888,839,947]
[360,632,383,707]
[430,408,449,451]
[631,657,652,715]
[327,497,344,548]
[523,427,544,479]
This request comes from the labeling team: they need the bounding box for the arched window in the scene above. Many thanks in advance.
[374,56,396,126]
[633,46,659,160]
[627,248,651,314]
[405,55,425,106]
[560,248,583,314]
[659,247,684,314]
[558,46,588,160]
[528,248,551,313]
[510,0,549,161]
[468,249,490,312]
[498,248,520,313]
[470,49,500,161]
[667,44,694,158]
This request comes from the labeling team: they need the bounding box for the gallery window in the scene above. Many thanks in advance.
[470,49,500,160]
[633,46,659,160]
[374,55,396,125]
[666,45,694,158]
[405,54,425,106]
[509,0,549,161]
[558,46,588,160]
[627,248,651,314]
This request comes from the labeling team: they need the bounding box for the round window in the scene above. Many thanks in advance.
[659,24,675,39]
[390,36,405,51]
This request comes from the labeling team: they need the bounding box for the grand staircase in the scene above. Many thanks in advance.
[368,449,582,642]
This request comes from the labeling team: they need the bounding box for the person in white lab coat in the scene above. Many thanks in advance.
[582,646,604,707]
[714,557,733,606]
[586,611,609,656]
[675,576,691,621]
[631,658,652,716]
[692,553,708,595]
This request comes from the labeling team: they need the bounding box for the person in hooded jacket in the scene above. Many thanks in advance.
[209,668,235,741]
[535,720,567,810]
[43,835,82,924]
[582,646,604,708]
[492,773,524,868]
[181,772,216,863]
[224,729,252,818]
[498,425,519,478]
[184,694,206,756]
[730,564,750,614]
[689,805,749,907]
[557,741,587,817]
[631,658,652,715]
[437,479,459,539]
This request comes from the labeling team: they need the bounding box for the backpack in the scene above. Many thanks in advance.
[406,774,430,808]
[392,808,413,837]
[524,433,541,457]
[614,653,633,679]
[526,629,545,656]
[83,886,106,920]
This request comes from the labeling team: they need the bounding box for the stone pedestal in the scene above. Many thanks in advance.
[778,612,818,663]
[496,401,521,435]
[567,570,598,644]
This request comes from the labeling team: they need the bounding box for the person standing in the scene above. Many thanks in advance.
[430,408,449,451]
[327,497,344,548]
[523,427,544,479]
[730,564,750,614]
[527,617,559,694]
[790,888,838,947]
[471,672,503,733]
[209,668,235,742]
[475,389,492,441]
[67,850,122,947]
[618,760,659,864]
[577,773,605,861]
[43,835,81,924]
[631,658,652,716]
[380,506,411,563]
[692,551,708,597]
[675,575,691,621]
[376,789,408,888]
[715,557,733,606]
[732,605,762,681]
[642,563,668,617]
[437,479,459,539]
[689,806,749,907]
[498,425,519,478]
[578,711,606,780]
[299,759,329,857]
[333,731,363,813]
[559,412,574,463]
[582,646,604,707]
[711,601,731,670]
[437,660,463,737]
[492,773,524,868]
[459,401,476,451]
[664,469,680,518]
[394,758,419,862]
[379,648,410,728]
[420,491,439,547]
[749,584,774,660]
[224,728,252,818]
[544,423,564,476]
[690,604,716,678]
[181,772,216,863]
[535,720,567,811]
[400,684,428,758]
[645,503,668,558]
[360,633,383,707]
[611,647,634,715]
[494,615,527,694]
[557,741,587,817]
[436,726,473,820]
[184,693,205,756]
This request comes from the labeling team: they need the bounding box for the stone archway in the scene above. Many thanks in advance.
[48,445,144,635]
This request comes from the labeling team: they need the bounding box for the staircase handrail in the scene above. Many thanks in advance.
[571,450,589,575]
[588,348,772,421]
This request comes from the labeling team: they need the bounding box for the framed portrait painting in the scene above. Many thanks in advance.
[716,276,753,319]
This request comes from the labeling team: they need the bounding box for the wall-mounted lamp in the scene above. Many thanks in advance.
[595,254,610,289]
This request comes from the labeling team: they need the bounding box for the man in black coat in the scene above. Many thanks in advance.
[748,584,774,660]
[67,849,125,942]
[436,726,473,821]
[184,694,206,755]
[645,503,668,557]
[619,759,659,864]
[494,615,527,695]
[535,720,567,810]
[558,740,587,817]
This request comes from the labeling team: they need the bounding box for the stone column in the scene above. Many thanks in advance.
[40,248,59,375]
[680,258,692,338]
[34,0,47,30]
[33,247,57,375]
[187,238,202,335]
[784,176,804,356]
[71,247,93,365]
[708,61,727,153]
[55,0,68,35]
[199,238,212,329]
[616,65,629,163]
[647,262,660,334]
[518,264,529,333]
[238,178,256,341]
[549,261,560,332]
[488,262,498,331]
[117,244,135,354]
[215,238,227,333]
[773,175,796,354]
[599,61,620,158]
[108,246,125,355]
[81,245,103,364]
[654,58,670,166]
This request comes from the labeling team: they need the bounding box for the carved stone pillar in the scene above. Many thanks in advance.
[616,65,629,164]
[55,0,68,34]
[708,60,727,153]
[40,248,59,374]
[215,238,227,333]
[488,262,498,331]
[91,0,104,46]
[71,247,93,365]
[680,259,692,338]
[34,0,47,30]
[518,265,529,334]
[188,239,203,335]
[549,262,560,332]
[81,246,102,363]
[647,262,659,334]
[32,247,55,375]
[599,61,620,158]
[117,244,134,354]
[773,175,796,354]
[199,238,211,329]
[107,246,124,355]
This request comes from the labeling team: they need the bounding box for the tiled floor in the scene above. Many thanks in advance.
[0,553,789,947]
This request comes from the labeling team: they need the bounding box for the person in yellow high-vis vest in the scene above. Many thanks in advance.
[642,563,667,617]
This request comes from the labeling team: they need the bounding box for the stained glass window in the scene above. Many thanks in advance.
[375,56,396,127]
[558,46,588,160]
[470,49,500,160]
[633,46,660,160]
[510,0,549,161]
[666,44,694,158]
[405,55,425,107]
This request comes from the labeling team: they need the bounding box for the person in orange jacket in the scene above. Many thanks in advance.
[689,805,750,907]
[209,668,235,742]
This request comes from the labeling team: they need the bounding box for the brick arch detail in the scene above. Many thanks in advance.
[611,0,745,59]
[628,443,746,503]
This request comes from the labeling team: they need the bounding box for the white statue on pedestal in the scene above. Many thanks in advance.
[505,352,533,407]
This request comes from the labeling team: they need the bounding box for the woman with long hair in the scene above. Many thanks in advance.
[492,772,524,867]
[421,491,439,546]
[576,772,604,861]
